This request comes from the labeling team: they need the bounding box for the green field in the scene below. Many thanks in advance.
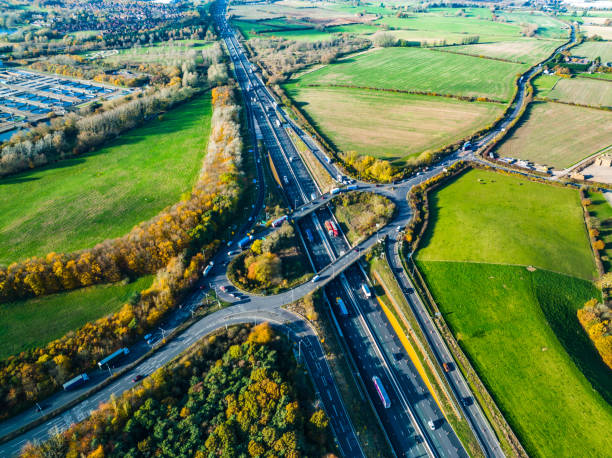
[295,47,526,101]
[104,40,212,64]
[376,14,521,40]
[543,76,612,107]
[495,11,569,38]
[572,41,612,62]
[0,275,152,359]
[497,102,612,169]
[0,93,212,266]
[284,85,504,163]
[444,39,562,64]
[415,168,611,457]
[417,262,611,458]
[417,169,596,279]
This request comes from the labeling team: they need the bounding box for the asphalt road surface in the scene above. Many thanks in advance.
[0,5,577,457]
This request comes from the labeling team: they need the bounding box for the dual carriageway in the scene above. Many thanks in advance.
[2,1,565,455]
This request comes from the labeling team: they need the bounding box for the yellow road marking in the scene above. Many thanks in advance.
[376,297,446,417]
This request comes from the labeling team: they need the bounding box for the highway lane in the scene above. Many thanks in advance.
[0,306,362,457]
[0,5,576,456]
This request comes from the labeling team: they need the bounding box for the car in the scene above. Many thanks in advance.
[228,250,241,256]
[396,226,402,232]
[428,420,436,431]
[462,397,473,407]
[283,175,289,184]
[220,285,227,292]
[406,287,414,294]
[226,241,232,247]
[132,375,143,382]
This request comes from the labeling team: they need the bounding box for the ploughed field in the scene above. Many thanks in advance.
[284,84,504,164]
[497,101,612,169]
[415,169,611,457]
[0,93,213,265]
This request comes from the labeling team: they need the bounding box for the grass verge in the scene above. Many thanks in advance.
[286,291,393,458]
[366,252,484,458]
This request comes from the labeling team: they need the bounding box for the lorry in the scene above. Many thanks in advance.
[443,362,452,372]
[238,235,254,250]
[62,373,89,391]
[361,283,372,298]
[330,188,340,196]
[98,348,130,369]
[324,220,339,237]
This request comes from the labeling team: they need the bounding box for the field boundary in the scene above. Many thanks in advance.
[401,163,534,457]
[431,46,526,64]
[302,83,506,104]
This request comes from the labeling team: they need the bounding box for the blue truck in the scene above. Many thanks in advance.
[238,235,254,249]
[62,373,90,391]
[98,348,130,369]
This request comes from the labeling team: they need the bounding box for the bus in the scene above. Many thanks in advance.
[202,263,213,277]
[271,215,288,228]
[361,283,372,298]
[336,297,349,317]
[372,376,391,409]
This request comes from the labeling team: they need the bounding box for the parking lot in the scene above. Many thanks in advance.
[0,69,128,140]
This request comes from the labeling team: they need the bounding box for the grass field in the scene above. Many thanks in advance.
[417,168,596,279]
[581,25,612,40]
[284,85,504,163]
[415,168,611,457]
[104,40,212,64]
[495,11,569,38]
[376,14,521,40]
[295,47,526,101]
[417,262,611,458]
[443,39,562,64]
[497,102,612,169]
[0,93,212,266]
[572,41,612,61]
[0,275,152,359]
[543,76,612,107]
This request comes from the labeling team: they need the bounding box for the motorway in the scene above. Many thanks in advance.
[0,5,577,458]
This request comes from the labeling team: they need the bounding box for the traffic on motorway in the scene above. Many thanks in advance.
[0,0,574,455]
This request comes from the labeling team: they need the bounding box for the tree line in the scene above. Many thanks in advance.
[248,35,370,83]
[1,42,226,177]
[0,84,245,419]
[20,323,334,457]
[577,299,612,370]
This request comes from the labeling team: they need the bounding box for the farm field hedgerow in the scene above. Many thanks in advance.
[543,76,612,108]
[497,102,612,169]
[295,47,527,101]
[443,39,562,64]
[416,168,596,279]
[416,262,612,458]
[571,41,612,62]
[0,93,212,266]
[283,85,504,164]
[0,275,153,359]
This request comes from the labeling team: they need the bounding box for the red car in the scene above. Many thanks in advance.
[220,285,227,292]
